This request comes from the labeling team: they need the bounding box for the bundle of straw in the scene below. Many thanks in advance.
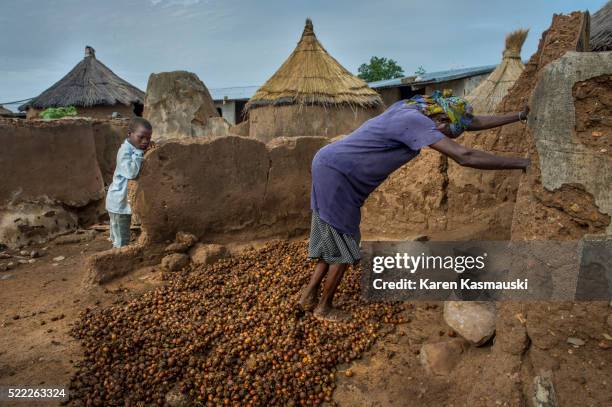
[466,29,529,114]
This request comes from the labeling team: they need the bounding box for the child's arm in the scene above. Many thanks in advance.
[116,147,145,180]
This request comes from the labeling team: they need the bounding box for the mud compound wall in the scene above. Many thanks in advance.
[361,150,449,237]
[362,12,590,240]
[248,104,383,143]
[133,136,328,243]
[0,120,104,207]
[511,52,612,240]
[0,118,128,247]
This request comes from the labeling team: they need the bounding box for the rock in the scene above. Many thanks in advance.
[443,301,496,346]
[0,263,8,271]
[566,337,585,347]
[6,262,15,269]
[190,244,228,266]
[161,253,190,272]
[419,340,465,375]
[175,232,198,248]
[0,253,11,259]
[144,71,220,142]
[53,256,66,262]
[19,250,28,256]
[28,259,36,264]
[164,242,191,254]
[30,250,40,258]
[533,371,558,407]
[18,259,28,264]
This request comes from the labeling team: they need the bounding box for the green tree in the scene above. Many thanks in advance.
[357,56,405,82]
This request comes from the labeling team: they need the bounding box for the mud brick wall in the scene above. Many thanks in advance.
[133,136,328,243]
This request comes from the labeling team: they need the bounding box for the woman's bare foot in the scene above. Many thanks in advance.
[298,287,319,311]
[313,305,351,322]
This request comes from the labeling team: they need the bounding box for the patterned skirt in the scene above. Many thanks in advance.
[308,211,361,264]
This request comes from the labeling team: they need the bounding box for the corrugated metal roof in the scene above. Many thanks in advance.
[209,86,260,102]
[210,64,497,102]
[368,64,496,89]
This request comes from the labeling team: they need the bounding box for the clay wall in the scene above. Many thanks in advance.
[0,119,105,207]
[248,104,384,143]
[133,136,328,243]
[0,118,129,247]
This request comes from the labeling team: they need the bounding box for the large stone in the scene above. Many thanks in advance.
[443,301,496,346]
[511,51,612,239]
[419,339,466,375]
[161,253,190,272]
[190,243,228,266]
[143,71,222,141]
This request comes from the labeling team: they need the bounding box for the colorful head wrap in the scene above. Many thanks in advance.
[406,89,474,136]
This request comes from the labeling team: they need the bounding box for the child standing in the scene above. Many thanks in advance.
[105,117,152,248]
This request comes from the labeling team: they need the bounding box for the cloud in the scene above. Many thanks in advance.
[150,0,203,7]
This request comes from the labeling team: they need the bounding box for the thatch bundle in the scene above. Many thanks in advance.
[247,19,383,141]
[20,46,144,116]
[590,1,612,51]
[466,29,529,114]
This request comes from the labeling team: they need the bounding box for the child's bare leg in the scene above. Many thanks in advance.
[299,261,329,310]
[314,263,350,321]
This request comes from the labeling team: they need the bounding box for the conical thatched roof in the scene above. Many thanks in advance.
[20,46,144,111]
[246,18,382,110]
[466,29,529,114]
[591,1,612,51]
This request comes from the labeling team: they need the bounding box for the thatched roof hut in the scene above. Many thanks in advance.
[591,1,612,51]
[465,29,529,114]
[247,18,384,141]
[20,46,145,119]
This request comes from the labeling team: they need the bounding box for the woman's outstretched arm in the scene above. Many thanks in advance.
[467,106,529,131]
[429,137,529,170]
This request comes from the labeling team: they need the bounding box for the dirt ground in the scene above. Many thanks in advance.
[1,229,610,406]
[0,232,164,406]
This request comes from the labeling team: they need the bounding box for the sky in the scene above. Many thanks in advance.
[0,0,607,111]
